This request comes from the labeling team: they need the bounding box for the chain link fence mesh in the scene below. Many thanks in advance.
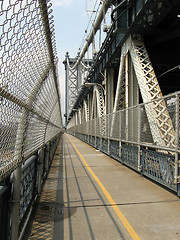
[67,92,180,192]
[0,0,62,182]
[68,91,180,152]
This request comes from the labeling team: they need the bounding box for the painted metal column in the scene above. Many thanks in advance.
[38,148,44,195]
[119,111,122,159]
[175,93,180,196]
[138,105,142,172]
[0,179,11,240]
[108,114,110,155]
[64,52,69,125]
[46,142,50,172]
[100,115,103,150]
[106,68,114,114]
[129,35,175,148]
[125,54,129,141]
[11,166,21,240]
[12,106,29,239]
[95,118,97,148]
[128,54,139,142]
[177,156,180,197]
[77,61,82,92]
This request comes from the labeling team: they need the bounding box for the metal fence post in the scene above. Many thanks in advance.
[88,121,89,144]
[176,153,180,197]
[100,117,103,150]
[33,154,38,200]
[38,148,44,195]
[175,93,180,196]
[91,121,92,145]
[119,111,122,160]
[0,178,11,240]
[138,105,142,172]
[50,140,53,163]
[46,142,50,171]
[95,119,97,148]
[108,114,110,155]
[11,166,21,240]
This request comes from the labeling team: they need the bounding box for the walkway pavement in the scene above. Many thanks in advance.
[25,133,180,240]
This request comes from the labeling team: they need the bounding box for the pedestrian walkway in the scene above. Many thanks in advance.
[25,134,180,240]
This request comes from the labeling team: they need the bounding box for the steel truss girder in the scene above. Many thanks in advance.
[120,35,175,148]
[65,57,91,119]
[128,0,179,35]
[91,85,105,119]
[82,100,89,122]
[78,108,82,125]
[113,54,126,112]
[67,66,78,116]
[91,85,106,136]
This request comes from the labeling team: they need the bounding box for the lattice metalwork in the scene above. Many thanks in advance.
[20,156,37,223]
[91,85,105,118]
[113,54,126,112]
[65,57,91,120]
[122,144,138,170]
[66,60,78,117]
[112,35,176,148]
[91,85,106,136]
[102,138,108,154]
[0,0,62,182]
[110,140,120,159]
[127,35,175,148]
[130,0,178,32]
[92,136,95,147]
[85,134,89,143]
[142,149,176,190]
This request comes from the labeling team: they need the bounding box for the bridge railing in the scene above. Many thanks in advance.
[0,134,61,240]
[0,1,62,239]
[68,91,180,196]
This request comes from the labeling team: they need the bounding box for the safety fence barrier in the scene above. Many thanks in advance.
[0,0,62,183]
[0,1,62,239]
[0,133,61,240]
[68,91,180,196]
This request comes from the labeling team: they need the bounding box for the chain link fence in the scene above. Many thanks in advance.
[68,91,180,194]
[0,0,62,183]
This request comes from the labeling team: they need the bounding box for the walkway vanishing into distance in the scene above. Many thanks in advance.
[1,1,180,239]
[25,134,180,240]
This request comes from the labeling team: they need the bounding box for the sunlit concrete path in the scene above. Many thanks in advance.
[25,133,180,240]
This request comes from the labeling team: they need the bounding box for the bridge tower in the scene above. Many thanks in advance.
[63,53,92,125]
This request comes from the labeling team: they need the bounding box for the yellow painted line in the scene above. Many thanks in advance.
[66,134,141,240]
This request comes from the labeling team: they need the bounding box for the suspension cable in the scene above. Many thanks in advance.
[67,0,112,71]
